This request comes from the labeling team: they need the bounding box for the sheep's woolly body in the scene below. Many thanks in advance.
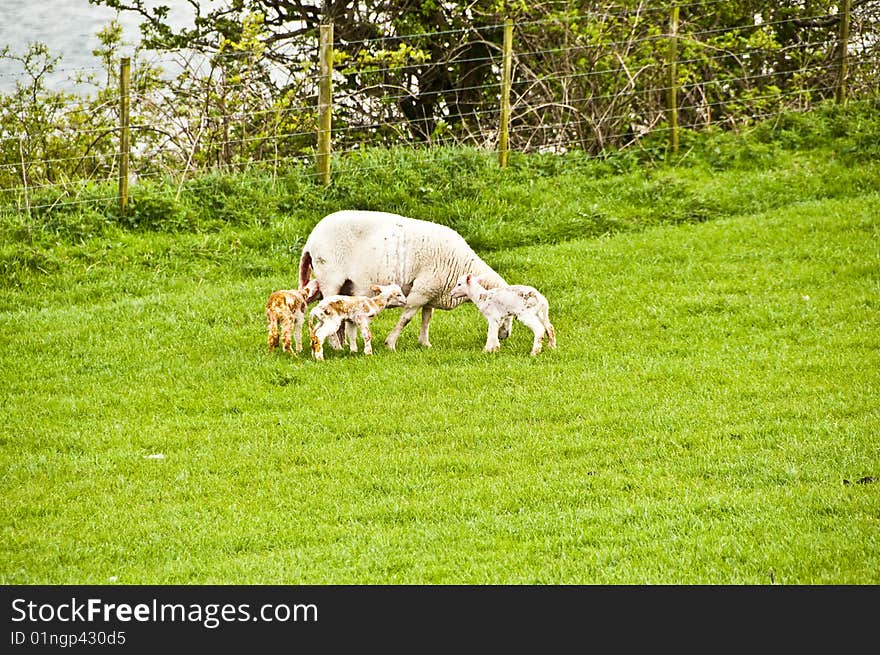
[299,210,510,349]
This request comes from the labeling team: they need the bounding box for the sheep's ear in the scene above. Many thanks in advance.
[466,274,472,284]
[371,285,381,293]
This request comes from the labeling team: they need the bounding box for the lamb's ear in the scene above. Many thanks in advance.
[370,285,381,293]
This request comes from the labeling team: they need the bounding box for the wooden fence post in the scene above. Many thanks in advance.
[119,57,130,214]
[836,0,851,105]
[119,57,131,214]
[317,23,333,186]
[667,5,680,156]
[498,19,513,168]
[19,135,30,217]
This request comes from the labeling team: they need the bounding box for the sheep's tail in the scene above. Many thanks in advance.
[299,249,312,288]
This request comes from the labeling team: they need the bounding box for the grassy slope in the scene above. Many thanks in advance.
[2,190,878,583]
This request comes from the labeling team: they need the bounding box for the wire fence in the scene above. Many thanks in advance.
[1,1,879,214]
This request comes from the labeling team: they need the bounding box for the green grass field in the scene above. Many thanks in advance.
[1,103,879,584]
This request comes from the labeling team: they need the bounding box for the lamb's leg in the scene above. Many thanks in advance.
[484,318,501,353]
[267,314,279,352]
[312,317,340,361]
[498,315,514,340]
[518,313,546,356]
[546,323,557,349]
[325,323,346,350]
[330,323,346,350]
[356,316,374,355]
[309,329,323,361]
[536,303,556,349]
[293,312,304,353]
[541,308,556,350]
[418,307,433,348]
[280,313,294,353]
[345,320,359,353]
[310,327,324,361]
[313,276,346,350]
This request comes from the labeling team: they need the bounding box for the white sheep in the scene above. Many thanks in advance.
[308,284,408,361]
[298,210,514,351]
[451,273,557,356]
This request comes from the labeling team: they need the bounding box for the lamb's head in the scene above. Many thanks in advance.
[451,273,483,301]
[301,278,321,303]
[371,284,407,308]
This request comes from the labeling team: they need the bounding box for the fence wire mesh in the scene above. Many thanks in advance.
[1,1,878,213]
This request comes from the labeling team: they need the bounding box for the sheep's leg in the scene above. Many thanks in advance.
[418,307,433,348]
[356,316,374,355]
[345,320,359,352]
[384,305,419,351]
[484,318,501,353]
[518,313,546,356]
[267,314,279,352]
[386,291,431,351]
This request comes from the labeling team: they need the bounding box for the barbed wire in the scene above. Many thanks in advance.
[1,32,851,151]
[0,76,846,200]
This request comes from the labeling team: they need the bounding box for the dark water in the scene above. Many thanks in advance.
[0,0,193,91]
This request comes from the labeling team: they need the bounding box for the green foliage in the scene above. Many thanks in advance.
[3,98,879,254]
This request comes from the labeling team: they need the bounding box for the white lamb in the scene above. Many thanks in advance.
[451,273,557,356]
[309,284,408,361]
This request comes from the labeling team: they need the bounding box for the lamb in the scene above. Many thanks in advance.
[308,284,408,361]
[298,210,513,351]
[265,279,320,355]
[450,273,557,356]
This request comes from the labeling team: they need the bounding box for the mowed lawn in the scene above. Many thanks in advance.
[1,194,878,584]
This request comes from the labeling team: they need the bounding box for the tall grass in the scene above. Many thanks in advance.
[1,100,878,583]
